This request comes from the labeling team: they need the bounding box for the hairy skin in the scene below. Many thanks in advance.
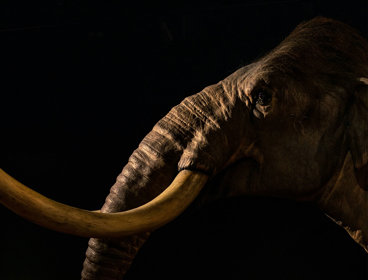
[81,17,368,279]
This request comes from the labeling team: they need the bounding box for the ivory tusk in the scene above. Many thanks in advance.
[0,169,208,238]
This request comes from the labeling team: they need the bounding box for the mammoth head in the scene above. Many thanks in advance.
[0,17,367,278]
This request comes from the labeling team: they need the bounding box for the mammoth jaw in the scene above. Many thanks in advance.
[0,168,208,238]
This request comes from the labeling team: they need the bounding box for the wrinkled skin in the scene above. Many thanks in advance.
[81,17,368,279]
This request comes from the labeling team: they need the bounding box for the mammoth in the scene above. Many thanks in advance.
[0,17,367,279]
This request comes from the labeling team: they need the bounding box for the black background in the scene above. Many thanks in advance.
[1,1,368,279]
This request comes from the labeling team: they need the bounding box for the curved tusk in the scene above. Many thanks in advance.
[0,168,208,238]
[358,77,368,85]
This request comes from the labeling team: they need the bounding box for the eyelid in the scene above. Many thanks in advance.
[252,88,272,106]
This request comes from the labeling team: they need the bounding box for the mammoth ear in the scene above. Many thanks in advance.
[348,77,368,190]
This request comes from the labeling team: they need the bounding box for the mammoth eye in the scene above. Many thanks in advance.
[253,90,272,106]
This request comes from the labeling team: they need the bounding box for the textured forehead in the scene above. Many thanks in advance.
[259,17,368,81]
[234,16,368,110]
[235,17,368,107]
[234,18,368,122]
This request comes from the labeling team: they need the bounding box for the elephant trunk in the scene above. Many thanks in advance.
[81,159,165,276]
[81,105,190,279]
[81,80,254,279]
